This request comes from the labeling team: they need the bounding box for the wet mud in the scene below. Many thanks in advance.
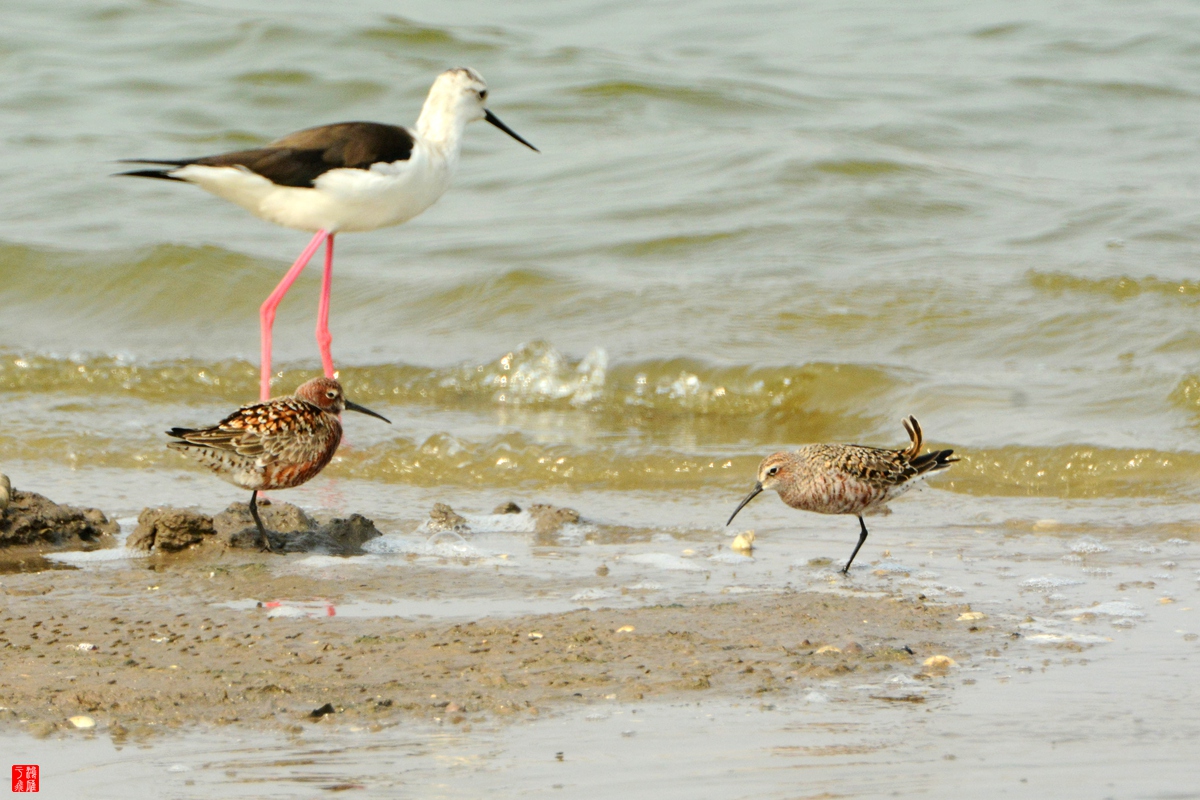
[0,550,998,739]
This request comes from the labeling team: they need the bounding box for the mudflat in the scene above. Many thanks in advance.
[0,549,994,739]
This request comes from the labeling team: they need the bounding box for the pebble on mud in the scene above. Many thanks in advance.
[309,703,336,718]
[957,611,986,621]
[68,715,95,729]
[0,472,11,512]
[0,487,119,549]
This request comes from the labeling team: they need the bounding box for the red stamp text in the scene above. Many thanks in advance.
[12,765,40,793]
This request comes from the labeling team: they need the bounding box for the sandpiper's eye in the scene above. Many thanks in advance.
[326,390,337,399]
[766,466,779,477]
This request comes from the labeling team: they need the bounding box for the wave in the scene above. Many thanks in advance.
[0,342,896,436]
[3,413,1199,499]
[1027,271,1200,302]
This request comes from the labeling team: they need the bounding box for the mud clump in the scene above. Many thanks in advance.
[127,508,214,552]
[530,503,581,537]
[492,501,522,515]
[0,486,118,549]
[428,503,470,532]
[321,515,382,552]
[214,501,316,549]
[129,500,381,555]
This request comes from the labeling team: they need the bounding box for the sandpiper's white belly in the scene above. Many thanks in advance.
[173,144,454,233]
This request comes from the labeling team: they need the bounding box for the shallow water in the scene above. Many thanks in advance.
[4,0,1200,500]
[3,0,1200,793]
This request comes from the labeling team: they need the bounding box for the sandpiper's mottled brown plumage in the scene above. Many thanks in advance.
[726,416,956,574]
[167,377,390,551]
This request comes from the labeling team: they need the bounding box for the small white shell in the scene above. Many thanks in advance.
[923,655,957,673]
[730,531,755,553]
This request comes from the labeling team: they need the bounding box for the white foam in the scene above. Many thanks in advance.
[708,551,753,564]
[1070,538,1112,554]
[571,588,616,602]
[1021,575,1084,590]
[871,561,915,574]
[1057,601,1145,619]
[1024,632,1114,644]
[484,343,607,406]
[624,553,705,572]
[363,532,488,559]
[624,581,663,592]
[45,547,148,564]
[294,554,385,569]
[456,512,538,534]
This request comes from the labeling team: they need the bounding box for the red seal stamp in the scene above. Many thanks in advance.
[12,765,39,793]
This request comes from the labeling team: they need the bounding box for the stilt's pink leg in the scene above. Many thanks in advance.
[316,234,336,379]
[260,229,329,401]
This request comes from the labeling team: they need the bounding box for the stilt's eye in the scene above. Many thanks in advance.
[479,89,488,100]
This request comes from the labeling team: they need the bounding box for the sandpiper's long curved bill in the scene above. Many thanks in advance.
[484,109,539,152]
[726,482,764,526]
[345,399,391,424]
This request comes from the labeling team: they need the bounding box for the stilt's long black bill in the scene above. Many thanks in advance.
[345,399,391,424]
[484,109,539,152]
[726,482,764,526]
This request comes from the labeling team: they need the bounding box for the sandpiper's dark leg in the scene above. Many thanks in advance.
[249,490,273,552]
[842,515,869,574]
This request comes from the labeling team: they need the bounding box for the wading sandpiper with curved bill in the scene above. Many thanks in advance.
[726,416,957,574]
[166,377,390,552]
[121,67,538,401]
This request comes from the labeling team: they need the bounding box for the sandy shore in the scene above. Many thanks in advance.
[0,548,998,740]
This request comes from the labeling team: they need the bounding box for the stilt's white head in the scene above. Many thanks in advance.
[424,67,490,124]
[416,67,538,152]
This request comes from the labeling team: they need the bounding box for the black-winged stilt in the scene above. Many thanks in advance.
[122,67,537,400]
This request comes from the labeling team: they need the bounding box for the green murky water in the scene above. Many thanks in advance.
[2,0,1200,506]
